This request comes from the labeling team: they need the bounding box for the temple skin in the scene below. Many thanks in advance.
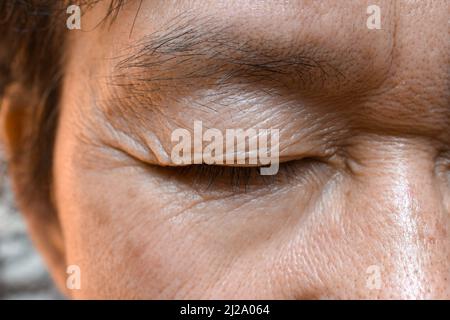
[5,0,450,299]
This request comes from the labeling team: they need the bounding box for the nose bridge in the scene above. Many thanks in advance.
[382,159,444,298]
[349,140,450,298]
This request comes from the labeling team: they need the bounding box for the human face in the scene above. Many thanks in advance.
[53,0,449,299]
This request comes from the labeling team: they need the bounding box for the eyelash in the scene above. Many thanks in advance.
[166,159,319,192]
[178,165,268,191]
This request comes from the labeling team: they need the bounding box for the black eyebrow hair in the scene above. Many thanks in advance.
[112,12,345,96]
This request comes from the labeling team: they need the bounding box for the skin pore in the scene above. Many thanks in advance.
[4,0,450,299]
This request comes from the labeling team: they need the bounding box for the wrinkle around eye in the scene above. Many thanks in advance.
[96,120,174,166]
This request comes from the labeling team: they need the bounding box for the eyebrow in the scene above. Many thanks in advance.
[111,13,345,96]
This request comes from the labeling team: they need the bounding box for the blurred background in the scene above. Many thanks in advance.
[0,147,62,299]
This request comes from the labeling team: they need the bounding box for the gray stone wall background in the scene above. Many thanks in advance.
[0,147,62,299]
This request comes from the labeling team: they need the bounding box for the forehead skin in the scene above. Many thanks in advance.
[54,0,449,298]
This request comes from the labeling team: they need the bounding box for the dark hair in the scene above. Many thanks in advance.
[0,1,124,214]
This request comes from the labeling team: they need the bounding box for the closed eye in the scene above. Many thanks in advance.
[159,158,328,193]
